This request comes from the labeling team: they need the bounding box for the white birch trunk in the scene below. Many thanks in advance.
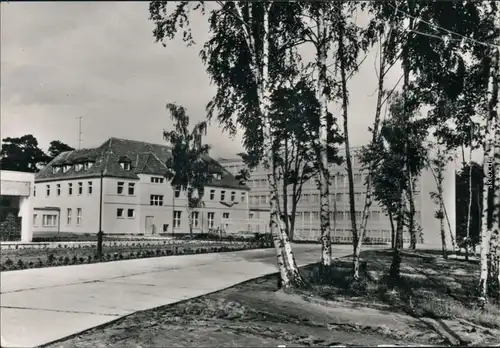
[315,15,332,268]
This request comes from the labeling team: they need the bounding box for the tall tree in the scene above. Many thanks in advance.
[163,104,212,236]
[150,1,308,288]
[0,135,49,172]
[47,140,75,160]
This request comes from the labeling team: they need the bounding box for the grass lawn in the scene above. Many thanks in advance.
[44,249,500,347]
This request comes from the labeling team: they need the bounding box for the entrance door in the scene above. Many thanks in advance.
[145,216,154,234]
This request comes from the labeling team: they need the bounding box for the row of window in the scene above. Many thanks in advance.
[138,211,230,229]
[292,210,421,222]
[52,162,94,174]
[35,182,93,197]
[250,191,421,205]
[33,208,83,227]
[152,190,247,205]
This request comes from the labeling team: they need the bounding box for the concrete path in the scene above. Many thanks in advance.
[1,244,355,347]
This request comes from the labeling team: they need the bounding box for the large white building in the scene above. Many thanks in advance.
[219,146,456,247]
[32,137,251,236]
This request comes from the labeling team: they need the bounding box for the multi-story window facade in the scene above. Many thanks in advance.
[33,137,250,236]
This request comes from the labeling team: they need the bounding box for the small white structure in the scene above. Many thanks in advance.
[0,170,35,242]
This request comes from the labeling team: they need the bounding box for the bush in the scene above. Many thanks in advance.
[36,258,43,268]
[47,254,55,264]
[79,257,85,264]
[87,255,92,263]
[63,256,70,265]
[28,261,34,268]
[72,255,78,264]
[17,259,24,269]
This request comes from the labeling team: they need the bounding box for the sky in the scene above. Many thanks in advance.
[0,1,481,165]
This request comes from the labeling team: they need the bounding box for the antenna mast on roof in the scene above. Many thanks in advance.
[77,116,83,150]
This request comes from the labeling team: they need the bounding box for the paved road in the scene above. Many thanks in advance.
[1,244,356,347]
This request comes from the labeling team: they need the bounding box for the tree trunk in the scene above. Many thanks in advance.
[390,194,404,281]
[438,184,448,260]
[389,210,396,249]
[479,47,499,301]
[466,129,474,261]
[407,172,417,249]
[257,3,305,289]
[336,9,359,279]
[315,14,332,268]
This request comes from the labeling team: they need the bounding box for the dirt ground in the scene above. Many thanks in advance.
[45,250,500,347]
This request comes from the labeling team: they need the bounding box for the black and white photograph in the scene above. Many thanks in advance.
[1,1,499,347]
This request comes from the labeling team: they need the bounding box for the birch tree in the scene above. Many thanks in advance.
[163,104,211,236]
[149,1,308,288]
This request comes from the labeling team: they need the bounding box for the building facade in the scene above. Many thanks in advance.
[219,146,456,246]
[33,137,250,236]
[0,170,35,242]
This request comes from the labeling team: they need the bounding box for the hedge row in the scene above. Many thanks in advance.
[0,242,273,272]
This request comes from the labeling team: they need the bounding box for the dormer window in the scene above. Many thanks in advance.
[63,165,71,173]
[52,166,61,174]
[119,156,132,171]
[120,162,131,171]
[75,163,83,172]
[83,162,93,170]
[213,173,222,180]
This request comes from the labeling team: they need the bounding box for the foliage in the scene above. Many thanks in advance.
[0,135,50,172]
[163,103,212,215]
[47,140,75,159]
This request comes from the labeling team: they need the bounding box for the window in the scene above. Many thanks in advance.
[213,173,222,180]
[33,214,38,226]
[231,191,236,201]
[336,211,344,221]
[241,192,246,202]
[345,211,351,220]
[128,183,135,195]
[174,211,182,228]
[46,184,50,196]
[222,212,229,220]
[260,195,267,204]
[220,190,226,201]
[83,162,92,171]
[210,189,215,200]
[222,212,229,229]
[336,193,343,202]
[151,177,164,183]
[42,214,57,227]
[312,194,319,203]
[127,209,135,218]
[312,212,319,221]
[192,211,199,228]
[207,212,215,228]
[249,212,255,219]
[63,165,71,173]
[66,208,72,225]
[336,175,344,187]
[120,162,132,171]
[150,195,164,206]
[78,182,83,195]
[117,182,124,194]
[52,167,60,174]
[331,176,336,188]
[303,194,310,202]
[88,182,93,195]
[355,211,362,220]
[56,184,61,196]
[76,208,82,225]
[117,208,124,218]
[355,192,362,202]
[354,173,362,184]
[68,183,73,195]
[303,212,311,224]
[33,185,36,197]
[75,163,83,172]
[371,211,380,221]
[174,188,180,198]
[163,224,169,232]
